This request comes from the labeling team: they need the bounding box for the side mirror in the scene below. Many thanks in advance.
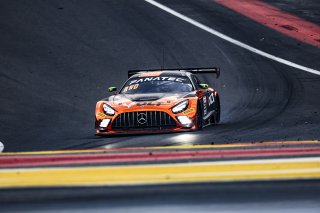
[108,86,117,93]
[199,84,208,89]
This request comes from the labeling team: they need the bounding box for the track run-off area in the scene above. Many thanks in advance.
[1,141,320,188]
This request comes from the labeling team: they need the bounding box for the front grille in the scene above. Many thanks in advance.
[111,111,176,130]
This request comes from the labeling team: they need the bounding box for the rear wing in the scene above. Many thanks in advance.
[128,67,220,78]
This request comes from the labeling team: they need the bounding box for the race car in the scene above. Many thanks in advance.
[95,68,220,135]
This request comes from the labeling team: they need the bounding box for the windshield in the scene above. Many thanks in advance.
[120,76,193,94]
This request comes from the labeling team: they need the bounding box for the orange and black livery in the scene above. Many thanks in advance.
[95,68,220,135]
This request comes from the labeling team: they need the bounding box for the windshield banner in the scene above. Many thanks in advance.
[128,77,187,85]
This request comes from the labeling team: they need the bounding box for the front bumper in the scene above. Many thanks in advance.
[95,110,196,135]
[95,127,196,135]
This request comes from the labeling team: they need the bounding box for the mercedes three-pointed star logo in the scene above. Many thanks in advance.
[137,112,147,125]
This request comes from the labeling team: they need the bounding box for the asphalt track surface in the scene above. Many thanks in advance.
[1,181,320,213]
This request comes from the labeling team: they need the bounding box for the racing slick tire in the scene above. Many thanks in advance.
[213,95,220,124]
[196,102,203,130]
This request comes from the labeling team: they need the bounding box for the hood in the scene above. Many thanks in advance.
[123,93,166,102]
[103,92,194,109]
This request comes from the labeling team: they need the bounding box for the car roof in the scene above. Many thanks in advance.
[131,71,190,78]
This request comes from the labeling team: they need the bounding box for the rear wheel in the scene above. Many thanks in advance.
[195,102,203,130]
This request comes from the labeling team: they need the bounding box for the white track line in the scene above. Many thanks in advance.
[145,0,320,76]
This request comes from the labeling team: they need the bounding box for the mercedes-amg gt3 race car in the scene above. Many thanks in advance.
[95,68,220,135]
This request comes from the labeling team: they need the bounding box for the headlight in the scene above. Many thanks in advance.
[103,104,115,116]
[172,100,189,114]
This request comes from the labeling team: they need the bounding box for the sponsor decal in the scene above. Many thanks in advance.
[208,93,215,106]
[183,108,194,115]
[203,96,207,115]
[121,102,137,108]
[128,76,187,85]
[98,112,106,117]
[121,101,170,108]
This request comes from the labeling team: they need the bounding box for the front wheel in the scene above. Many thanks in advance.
[213,95,220,124]
[195,102,203,130]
